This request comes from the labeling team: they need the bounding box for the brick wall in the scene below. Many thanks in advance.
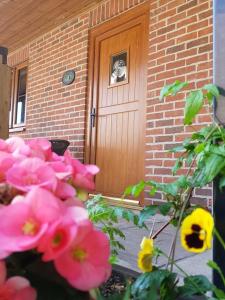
[146,0,213,206]
[8,0,213,206]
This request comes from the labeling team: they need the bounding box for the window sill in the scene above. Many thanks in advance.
[9,127,26,133]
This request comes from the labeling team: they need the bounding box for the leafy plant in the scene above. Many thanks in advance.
[98,81,224,300]
[87,194,146,260]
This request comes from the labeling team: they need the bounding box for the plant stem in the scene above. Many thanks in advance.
[151,218,173,240]
[149,216,156,238]
[167,187,194,271]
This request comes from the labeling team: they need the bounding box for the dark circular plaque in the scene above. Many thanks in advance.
[62,70,75,85]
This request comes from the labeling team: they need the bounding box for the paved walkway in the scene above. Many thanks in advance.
[114,214,212,280]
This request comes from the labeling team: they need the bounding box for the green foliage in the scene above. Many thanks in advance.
[184,90,204,125]
[212,286,225,300]
[184,84,219,125]
[208,260,225,287]
[139,203,172,225]
[87,195,145,258]
[98,81,223,300]
[131,269,178,300]
[130,271,212,300]
[124,180,145,198]
[203,83,220,104]
[178,275,212,298]
[159,80,188,100]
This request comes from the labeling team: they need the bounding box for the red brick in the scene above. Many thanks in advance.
[177,0,197,13]
[166,44,185,54]
[188,37,208,49]
[157,24,176,35]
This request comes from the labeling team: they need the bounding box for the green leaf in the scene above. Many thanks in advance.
[176,175,189,188]
[184,90,204,125]
[131,270,178,300]
[172,157,183,175]
[207,260,221,272]
[194,143,205,154]
[207,260,225,286]
[160,80,188,100]
[149,186,157,196]
[170,81,188,95]
[139,205,159,225]
[178,275,212,297]
[210,144,225,157]
[193,153,225,186]
[203,84,220,102]
[111,227,126,239]
[212,286,225,299]
[109,255,118,264]
[123,185,133,197]
[131,180,145,197]
[168,145,185,153]
[159,202,172,216]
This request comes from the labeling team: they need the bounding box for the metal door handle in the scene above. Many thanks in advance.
[90,107,96,128]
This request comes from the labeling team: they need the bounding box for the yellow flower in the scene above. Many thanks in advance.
[137,237,154,272]
[181,208,214,253]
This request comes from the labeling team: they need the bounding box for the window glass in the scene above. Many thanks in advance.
[18,68,27,96]
[15,67,27,125]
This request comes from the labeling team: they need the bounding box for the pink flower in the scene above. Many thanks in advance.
[38,220,77,262]
[6,137,30,158]
[54,225,111,291]
[0,188,62,257]
[26,139,53,161]
[0,139,8,152]
[48,161,73,180]
[54,180,76,200]
[38,206,88,261]
[64,152,99,191]
[0,152,15,183]
[0,260,36,300]
[6,157,57,192]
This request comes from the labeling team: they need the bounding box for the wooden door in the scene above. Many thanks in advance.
[86,4,148,202]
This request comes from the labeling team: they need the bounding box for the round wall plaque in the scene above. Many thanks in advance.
[62,70,75,85]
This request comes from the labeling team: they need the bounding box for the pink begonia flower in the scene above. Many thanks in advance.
[54,180,76,200]
[64,151,99,191]
[0,260,37,300]
[0,139,8,152]
[6,157,57,192]
[26,139,53,161]
[64,197,85,208]
[38,220,77,262]
[72,161,99,191]
[6,137,30,158]
[0,188,62,257]
[38,206,88,261]
[0,152,15,183]
[54,225,111,291]
[48,161,73,180]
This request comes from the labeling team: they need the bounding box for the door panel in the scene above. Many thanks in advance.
[87,4,148,201]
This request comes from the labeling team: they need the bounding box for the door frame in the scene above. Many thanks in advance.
[85,2,149,206]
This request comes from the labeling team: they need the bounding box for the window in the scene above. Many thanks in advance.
[9,62,28,129]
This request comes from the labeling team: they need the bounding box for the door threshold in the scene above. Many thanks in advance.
[88,194,142,210]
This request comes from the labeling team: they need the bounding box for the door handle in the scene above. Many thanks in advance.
[90,107,96,128]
